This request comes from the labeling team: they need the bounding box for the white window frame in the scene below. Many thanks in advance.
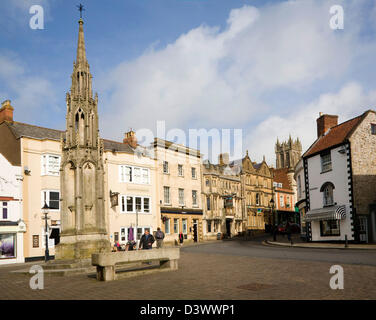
[120,195,151,214]
[173,218,179,234]
[178,164,184,177]
[41,190,60,211]
[120,226,152,244]
[279,195,284,208]
[164,186,170,205]
[164,218,170,234]
[192,190,198,206]
[182,218,187,234]
[119,165,149,185]
[41,154,61,176]
[178,188,185,206]
[191,167,197,179]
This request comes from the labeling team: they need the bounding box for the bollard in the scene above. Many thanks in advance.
[345,235,348,248]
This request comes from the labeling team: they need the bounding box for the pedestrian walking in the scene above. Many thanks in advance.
[138,229,155,250]
[179,232,184,246]
[155,227,165,249]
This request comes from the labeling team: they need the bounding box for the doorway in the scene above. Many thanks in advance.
[193,220,198,242]
[226,218,232,238]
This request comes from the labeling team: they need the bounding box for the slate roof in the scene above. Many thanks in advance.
[4,121,134,153]
[8,121,62,141]
[303,112,369,158]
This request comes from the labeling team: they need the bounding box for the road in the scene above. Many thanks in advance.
[182,237,376,266]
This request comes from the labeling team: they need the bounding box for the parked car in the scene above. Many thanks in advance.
[277,223,301,234]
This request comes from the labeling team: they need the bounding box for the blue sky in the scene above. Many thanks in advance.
[1,0,376,164]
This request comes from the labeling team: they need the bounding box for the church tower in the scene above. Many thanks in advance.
[275,136,302,169]
[55,17,110,260]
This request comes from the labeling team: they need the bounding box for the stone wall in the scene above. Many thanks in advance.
[349,111,376,216]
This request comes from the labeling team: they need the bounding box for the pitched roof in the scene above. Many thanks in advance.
[272,168,292,190]
[4,121,134,153]
[303,114,364,158]
[7,121,62,141]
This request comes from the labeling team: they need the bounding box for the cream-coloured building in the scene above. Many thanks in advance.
[153,138,203,245]
[104,134,158,248]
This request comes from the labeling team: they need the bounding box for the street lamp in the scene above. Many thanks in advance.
[42,202,50,262]
[269,198,276,241]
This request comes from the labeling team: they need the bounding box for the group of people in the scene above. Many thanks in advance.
[113,227,185,251]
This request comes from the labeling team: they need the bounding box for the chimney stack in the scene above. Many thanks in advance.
[316,113,338,138]
[218,153,229,166]
[0,100,14,123]
[123,130,137,149]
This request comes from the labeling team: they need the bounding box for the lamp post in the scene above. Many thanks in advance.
[42,202,50,262]
[269,198,276,241]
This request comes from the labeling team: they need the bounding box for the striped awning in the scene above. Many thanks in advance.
[305,205,346,222]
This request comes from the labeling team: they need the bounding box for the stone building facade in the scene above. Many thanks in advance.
[153,138,203,245]
[201,155,242,240]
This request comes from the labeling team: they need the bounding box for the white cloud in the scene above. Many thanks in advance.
[96,0,375,163]
[246,82,376,166]
[0,53,59,123]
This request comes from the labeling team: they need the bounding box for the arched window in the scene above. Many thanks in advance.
[321,182,335,206]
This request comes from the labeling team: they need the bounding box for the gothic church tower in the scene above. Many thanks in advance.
[56,18,110,260]
[275,136,302,170]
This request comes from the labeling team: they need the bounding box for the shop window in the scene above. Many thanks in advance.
[320,220,340,236]
[0,234,16,258]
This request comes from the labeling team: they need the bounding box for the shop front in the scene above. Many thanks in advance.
[0,220,26,265]
[305,205,352,242]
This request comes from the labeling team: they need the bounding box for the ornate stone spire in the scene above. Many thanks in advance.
[76,19,87,65]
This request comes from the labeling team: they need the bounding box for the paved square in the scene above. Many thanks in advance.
[0,240,375,300]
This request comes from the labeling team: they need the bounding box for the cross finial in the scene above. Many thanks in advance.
[77,3,85,19]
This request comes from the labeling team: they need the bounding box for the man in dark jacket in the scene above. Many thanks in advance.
[138,229,155,250]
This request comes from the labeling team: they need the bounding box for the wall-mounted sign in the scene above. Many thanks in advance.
[110,190,119,207]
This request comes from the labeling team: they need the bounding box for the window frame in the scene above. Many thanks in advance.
[120,195,151,214]
[320,220,340,237]
[0,202,8,220]
[41,190,60,211]
[41,154,61,176]
[320,152,332,173]
[192,190,198,206]
[119,165,149,185]
[178,164,184,177]
[178,188,185,206]
[164,186,170,205]
[163,161,169,174]
[191,167,197,179]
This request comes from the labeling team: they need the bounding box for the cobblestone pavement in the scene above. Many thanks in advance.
[0,241,375,300]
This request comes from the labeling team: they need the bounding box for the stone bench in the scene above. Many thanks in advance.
[92,248,180,281]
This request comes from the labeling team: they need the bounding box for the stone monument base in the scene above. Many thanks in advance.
[55,233,110,261]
